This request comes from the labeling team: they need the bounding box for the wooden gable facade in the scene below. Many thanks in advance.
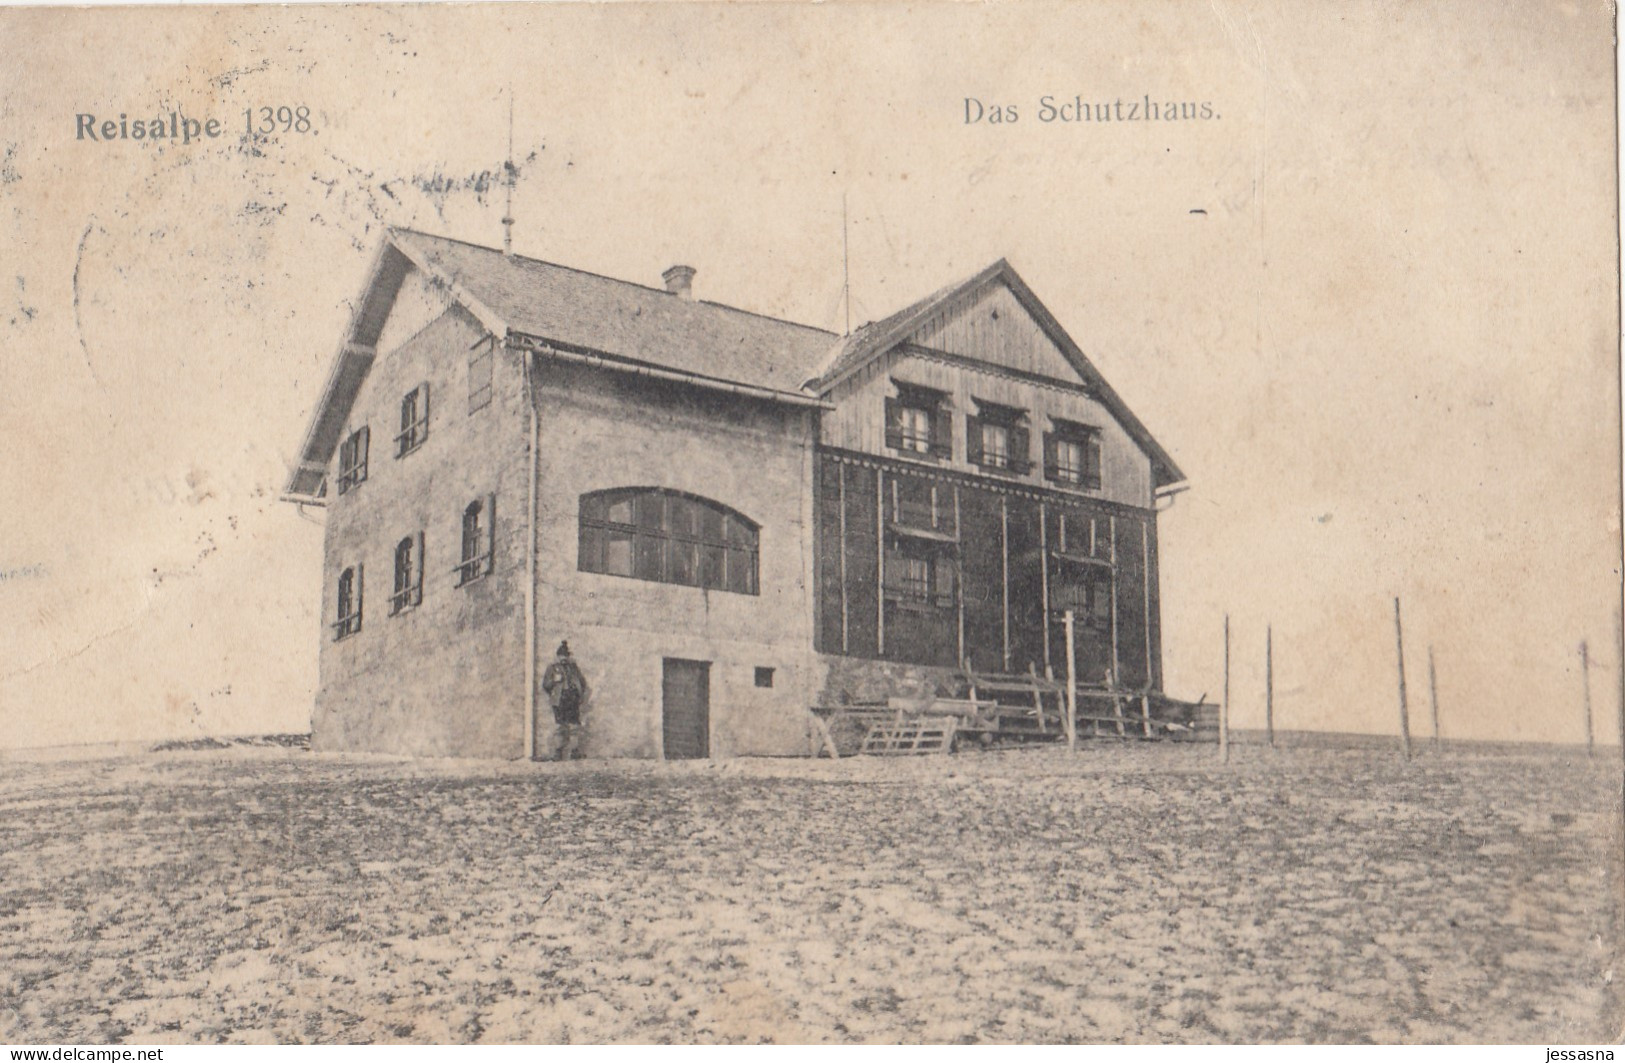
[810,267,1178,693]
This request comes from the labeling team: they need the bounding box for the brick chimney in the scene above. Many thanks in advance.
[662,264,696,300]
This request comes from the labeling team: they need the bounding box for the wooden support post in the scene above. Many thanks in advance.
[838,462,849,654]
[1000,496,1011,672]
[1427,645,1441,751]
[1221,614,1231,763]
[1141,519,1153,693]
[1047,664,1060,736]
[1064,609,1078,752]
[954,485,965,668]
[1039,502,1051,674]
[811,712,841,760]
[1394,597,1411,760]
[1265,624,1275,749]
[876,470,885,657]
[1582,640,1594,757]
[1108,515,1121,692]
[1028,662,1046,734]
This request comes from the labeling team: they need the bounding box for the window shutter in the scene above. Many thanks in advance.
[357,426,369,477]
[355,562,364,632]
[419,382,430,431]
[965,415,983,465]
[883,397,903,450]
[461,504,477,566]
[578,517,598,574]
[1042,432,1060,482]
[934,556,956,608]
[930,404,953,459]
[484,492,497,575]
[1083,435,1102,490]
[1009,423,1030,474]
[414,531,426,598]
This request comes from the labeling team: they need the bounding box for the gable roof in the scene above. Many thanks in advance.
[392,229,838,394]
[808,259,1186,488]
[282,230,1185,500]
[282,228,838,499]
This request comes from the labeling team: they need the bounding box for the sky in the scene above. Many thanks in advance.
[0,0,1618,749]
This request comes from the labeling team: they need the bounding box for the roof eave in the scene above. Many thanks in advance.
[511,333,834,411]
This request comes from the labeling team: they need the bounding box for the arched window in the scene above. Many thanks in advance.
[578,488,758,595]
[396,382,430,457]
[458,495,495,586]
[333,564,363,639]
[392,532,424,613]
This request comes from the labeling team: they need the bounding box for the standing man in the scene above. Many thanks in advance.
[542,641,588,761]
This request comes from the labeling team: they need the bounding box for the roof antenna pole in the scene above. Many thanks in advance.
[502,87,515,256]
[841,190,851,336]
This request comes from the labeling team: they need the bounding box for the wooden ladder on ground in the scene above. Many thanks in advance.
[860,721,956,756]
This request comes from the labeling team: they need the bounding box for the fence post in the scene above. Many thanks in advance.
[1427,645,1440,751]
[1583,639,1594,757]
[1265,624,1275,749]
[1221,614,1231,763]
[1394,597,1411,760]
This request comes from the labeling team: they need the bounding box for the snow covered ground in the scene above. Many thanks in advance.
[0,743,1618,1043]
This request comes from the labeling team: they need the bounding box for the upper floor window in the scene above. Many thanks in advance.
[578,488,759,595]
[468,343,493,413]
[884,383,952,460]
[1044,420,1102,490]
[397,382,430,457]
[391,532,425,614]
[458,494,496,585]
[981,422,1009,466]
[333,564,363,640]
[966,401,1032,474]
[337,426,369,494]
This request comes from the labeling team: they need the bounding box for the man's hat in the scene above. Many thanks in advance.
[556,641,571,657]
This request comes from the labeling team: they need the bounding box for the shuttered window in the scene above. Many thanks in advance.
[397,382,430,457]
[579,488,759,596]
[884,384,953,460]
[968,417,1034,473]
[457,495,496,585]
[980,423,1010,467]
[333,564,363,639]
[391,532,425,614]
[337,426,369,494]
[967,401,1032,474]
[1043,420,1102,490]
[883,535,957,610]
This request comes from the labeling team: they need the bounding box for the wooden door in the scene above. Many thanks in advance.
[662,658,710,760]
